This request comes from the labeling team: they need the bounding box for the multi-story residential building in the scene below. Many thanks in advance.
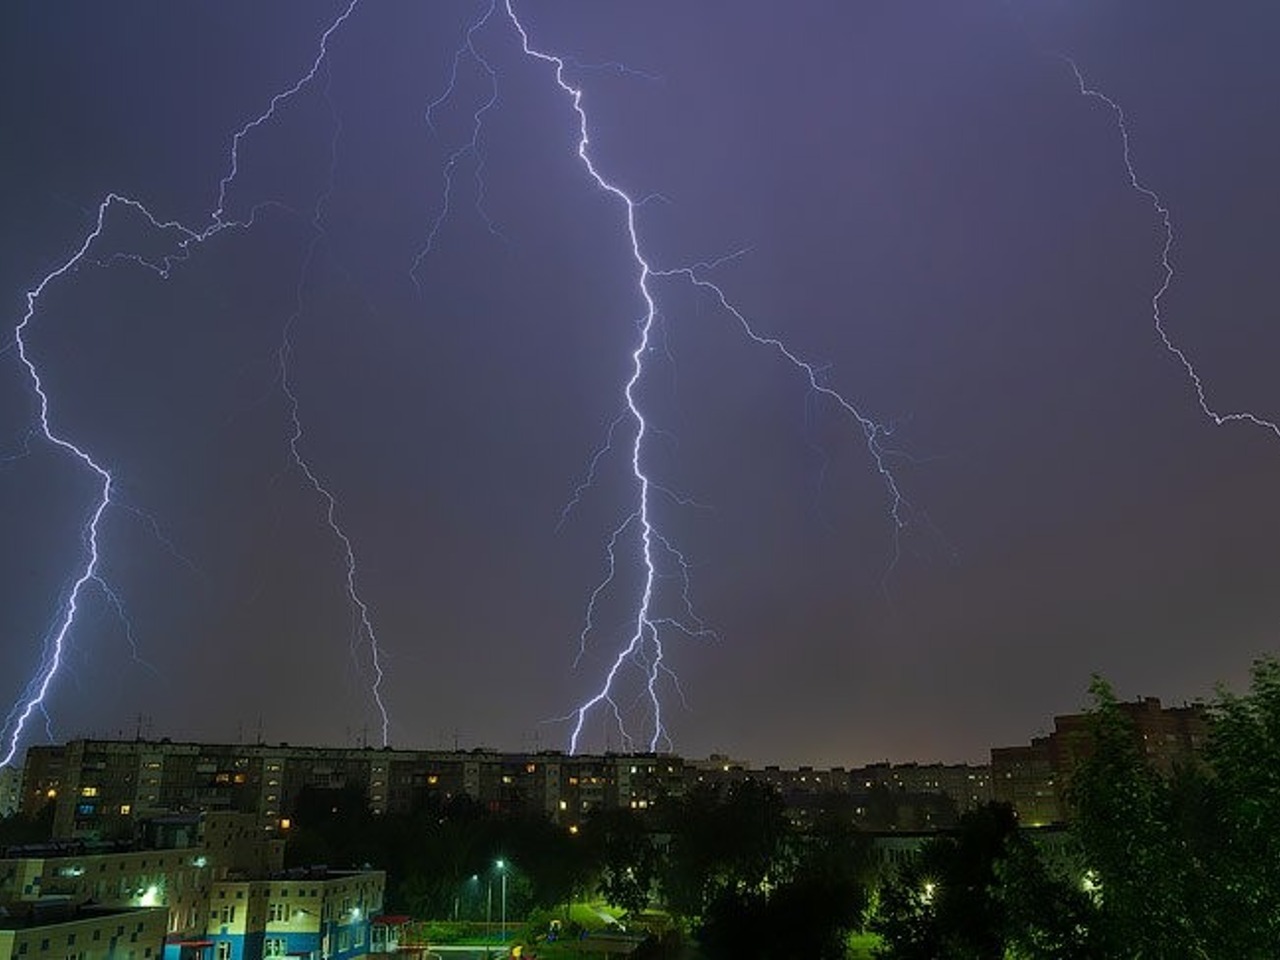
[0,810,381,960]
[0,903,168,960]
[197,867,383,960]
[992,695,1208,824]
[0,766,22,818]
[28,715,1204,840]
[684,758,993,831]
[990,741,1062,825]
[19,742,693,839]
[851,763,993,814]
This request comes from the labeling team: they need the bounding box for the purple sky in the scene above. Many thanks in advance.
[2,1,1279,768]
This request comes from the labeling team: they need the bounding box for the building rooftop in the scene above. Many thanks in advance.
[0,903,160,931]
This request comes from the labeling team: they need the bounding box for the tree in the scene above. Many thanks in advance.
[583,807,659,915]
[656,780,790,919]
[699,810,867,960]
[1195,656,1280,956]
[499,813,591,913]
[1066,677,1204,957]
[871,803,1099,959]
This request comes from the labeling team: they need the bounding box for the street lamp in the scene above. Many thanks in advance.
[459,874,478,922]
[485,878,492,953]
[495,860,508,946]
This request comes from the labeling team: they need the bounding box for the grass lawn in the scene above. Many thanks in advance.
[848,931,882,959]
[417,907,880,958]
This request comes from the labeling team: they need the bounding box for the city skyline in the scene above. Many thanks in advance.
[3,1,1279,769]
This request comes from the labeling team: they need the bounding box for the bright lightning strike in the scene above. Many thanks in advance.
[3,203,119,769]
[1064,57,1280,439]
[503,2,920,753]
[0,0,395,766]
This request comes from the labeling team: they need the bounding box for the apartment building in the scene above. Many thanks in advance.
[0,904,168,960]
[20,742,690,838]
[992,695,1208,824]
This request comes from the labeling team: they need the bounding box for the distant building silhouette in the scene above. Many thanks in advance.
[19,738,1000,841]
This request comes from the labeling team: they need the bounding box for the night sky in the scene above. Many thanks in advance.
[3,1,1279,768]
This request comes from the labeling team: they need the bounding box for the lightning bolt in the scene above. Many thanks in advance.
[1064,57,1280,439]
[5,2,933,766]
[0,0,388,767]
[3,209,116,768]
[503,3,921,753]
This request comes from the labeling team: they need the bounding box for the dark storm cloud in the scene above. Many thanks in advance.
[2,1,1278,766]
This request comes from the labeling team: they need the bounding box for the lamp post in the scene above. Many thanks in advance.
[485,879,493,954]
[495,860,507,946]
[463,874,478,922]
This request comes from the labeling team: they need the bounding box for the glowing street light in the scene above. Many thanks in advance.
[496,859,508,946]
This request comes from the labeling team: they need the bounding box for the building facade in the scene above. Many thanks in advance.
[0,904,168,960]
[0,811,381,960]
[0,766,22,819]
[20,742,691,840]
[19,739,1004,839]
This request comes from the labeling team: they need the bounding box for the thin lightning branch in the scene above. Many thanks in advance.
[279,298,391,744]
[506,2,914,753]
[1064,57,1280,439]
[412,0,503,291]
[558,411,628,531]
[115,501,208,585]
[1,0,365,768]
[212,4,360,228]
[562,56,663,84]
[572,514,637,671]
[656,264,914,574]
[92,577,162,678]
[1,427,37,466]
[277,62,391,743]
